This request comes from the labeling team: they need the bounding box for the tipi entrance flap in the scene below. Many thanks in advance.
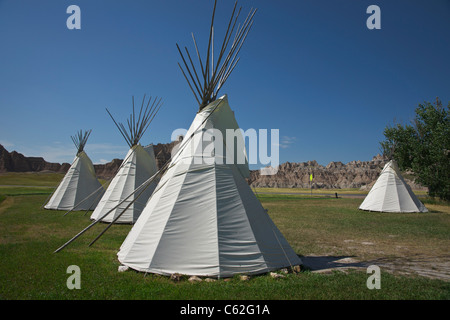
[231,163,301,270]
[148,165,219,276]
[73,152,104,208]
[46,155,80,209]
[381,166,401,212]
[215,164,269,275]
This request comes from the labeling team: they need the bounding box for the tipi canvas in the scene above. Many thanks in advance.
[90,95,162,224]
[117,0,301,277]
[359,160,428,213]
[45,130,104,211]
[90,144,159,224]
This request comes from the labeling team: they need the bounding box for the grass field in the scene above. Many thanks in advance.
[253,187,429,196]
[254,187,367,195]
[0,172,449,301]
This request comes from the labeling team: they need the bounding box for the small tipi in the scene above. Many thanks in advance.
[359,160,428,213]
[45,130,104,211]
[117,0,302,278]
[90,95,162,224]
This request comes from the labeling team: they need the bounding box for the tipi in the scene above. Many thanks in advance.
[90,95,162,224]
[117,0,302,278]
[359,160,428,213]
[45,130,104,211]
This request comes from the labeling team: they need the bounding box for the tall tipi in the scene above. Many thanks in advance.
[90,95,162,224]
[45,130,104,211]
[359,160,428,213]
[117,0,302,278]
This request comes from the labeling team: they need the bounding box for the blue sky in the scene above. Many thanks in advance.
[0,0,449,169]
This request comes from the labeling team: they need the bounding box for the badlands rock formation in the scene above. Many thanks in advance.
[0,144,425,190]
[0,144,69,173]
[247,155,424,190]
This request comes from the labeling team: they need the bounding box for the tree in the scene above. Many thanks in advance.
[380,98,450,201]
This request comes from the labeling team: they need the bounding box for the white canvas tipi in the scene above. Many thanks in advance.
[359,160,428,213]
[117,0,301,278]
[90,95,162,224]
[45,130,104,211]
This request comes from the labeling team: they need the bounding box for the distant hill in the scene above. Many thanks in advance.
[0,143,426,190]
[248,156,426,190]
[248,156,386,189]
[0,144,70,173]
[93,141,181,179]
[0,142,179,179]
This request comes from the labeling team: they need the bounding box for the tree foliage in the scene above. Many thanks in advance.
[380,98,450,201]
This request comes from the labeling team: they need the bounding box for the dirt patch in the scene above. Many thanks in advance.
[302,254,450,281]
[0,196,14,214]
[368,255,450,281]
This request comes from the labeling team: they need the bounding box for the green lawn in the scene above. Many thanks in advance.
[254,187,368,195]
[0,172,65,186]
[253,186,429,196]
[0,173,449,300]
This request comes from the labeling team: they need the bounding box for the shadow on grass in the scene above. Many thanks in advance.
[301,255,370,272]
